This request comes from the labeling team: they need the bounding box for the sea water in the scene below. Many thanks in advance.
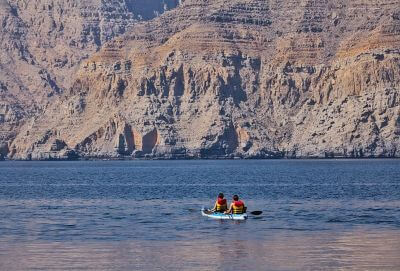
[0,160,399,270]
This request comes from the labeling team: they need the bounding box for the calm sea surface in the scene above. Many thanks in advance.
[0,160,399,270]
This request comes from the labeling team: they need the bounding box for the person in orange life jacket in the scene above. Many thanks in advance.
[211,193,228,213]
[225,195,246,214]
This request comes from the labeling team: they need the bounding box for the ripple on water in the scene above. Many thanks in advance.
[0,230,400,271]
[0,160,400,270]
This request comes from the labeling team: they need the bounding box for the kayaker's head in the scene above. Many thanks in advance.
[218,193,224,199]
[233,195,239,201]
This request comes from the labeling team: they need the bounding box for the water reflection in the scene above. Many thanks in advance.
[1,229,399,271]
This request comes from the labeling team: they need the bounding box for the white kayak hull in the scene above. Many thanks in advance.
[201,208,248,220]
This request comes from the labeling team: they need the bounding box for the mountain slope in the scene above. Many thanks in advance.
[0,0,180,159]
[5,0,400,159]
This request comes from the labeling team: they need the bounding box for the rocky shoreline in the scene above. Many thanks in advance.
[1,150,398,161]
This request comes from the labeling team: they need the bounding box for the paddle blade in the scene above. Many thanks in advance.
[250,211,263,215]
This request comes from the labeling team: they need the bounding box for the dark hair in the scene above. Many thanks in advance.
[233,195,239,201]
[218,193,224,199]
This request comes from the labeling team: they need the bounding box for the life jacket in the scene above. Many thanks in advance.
[215,198,227,212]
[232,200,245,214]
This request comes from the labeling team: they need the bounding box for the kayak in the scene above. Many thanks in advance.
[201,208,248,220]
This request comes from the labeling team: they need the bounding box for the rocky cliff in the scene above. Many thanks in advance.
[2,0,400,160]
[0,0,180,160]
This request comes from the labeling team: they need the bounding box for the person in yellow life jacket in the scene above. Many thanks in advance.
[225,195,246,214]
[211,193,228,213]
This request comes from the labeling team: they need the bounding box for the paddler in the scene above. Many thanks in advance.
[211,193,228,213]
[225,195,246,214]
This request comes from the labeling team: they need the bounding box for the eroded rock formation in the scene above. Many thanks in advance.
[2,0,400,159]
[0,0,180,159]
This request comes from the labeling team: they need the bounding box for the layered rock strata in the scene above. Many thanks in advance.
[4,0,400,159]
[0,0,180,159]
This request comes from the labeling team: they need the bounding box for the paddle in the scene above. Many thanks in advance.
[250,211,263,215]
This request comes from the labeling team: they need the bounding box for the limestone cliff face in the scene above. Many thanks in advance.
[4,0,400,160]
[0,0,180,159]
